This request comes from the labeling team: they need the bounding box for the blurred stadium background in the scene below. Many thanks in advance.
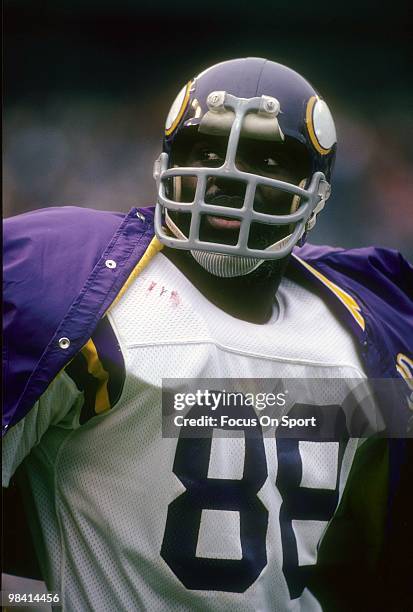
[4,0,413,259]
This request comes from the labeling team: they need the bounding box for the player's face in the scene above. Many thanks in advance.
[170,134,310,251]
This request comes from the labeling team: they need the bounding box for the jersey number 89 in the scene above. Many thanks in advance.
[161,403,346,598]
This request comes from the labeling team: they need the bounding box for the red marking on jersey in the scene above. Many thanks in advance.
[147,282,180,306]
[170,290,181,306]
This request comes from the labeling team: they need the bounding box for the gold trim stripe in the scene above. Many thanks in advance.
[74,236,163,415]
[293,254,365,331]
[396,353,413,410]
[81,338,110,414]
[396,353,413,383]
[305,96,332,156]
[165,81,192,136]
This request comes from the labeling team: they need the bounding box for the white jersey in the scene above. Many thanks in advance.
[3,253,372,611]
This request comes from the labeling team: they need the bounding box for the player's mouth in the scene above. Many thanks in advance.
[205,215,241,230]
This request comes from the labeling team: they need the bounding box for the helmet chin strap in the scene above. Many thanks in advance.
[191,250,264,278]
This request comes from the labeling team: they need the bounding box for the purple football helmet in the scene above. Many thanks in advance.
[154,57,336,265]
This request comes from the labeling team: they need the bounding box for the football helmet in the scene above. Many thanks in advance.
[154,58,336,275]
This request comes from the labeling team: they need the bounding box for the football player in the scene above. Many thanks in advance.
[3,58,412,611]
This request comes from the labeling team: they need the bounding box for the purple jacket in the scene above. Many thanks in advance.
[3,205,413,435]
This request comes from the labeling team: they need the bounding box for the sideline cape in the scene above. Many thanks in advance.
[3,206,413,434]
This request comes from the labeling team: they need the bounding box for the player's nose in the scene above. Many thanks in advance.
[206,177,246,201]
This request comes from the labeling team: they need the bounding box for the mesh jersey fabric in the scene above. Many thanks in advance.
[3,253,377,612]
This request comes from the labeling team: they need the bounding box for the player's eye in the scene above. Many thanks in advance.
[260,157,282,174]
[201,151,224,166]
[257,156,293,178]
[251,157,281,176]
